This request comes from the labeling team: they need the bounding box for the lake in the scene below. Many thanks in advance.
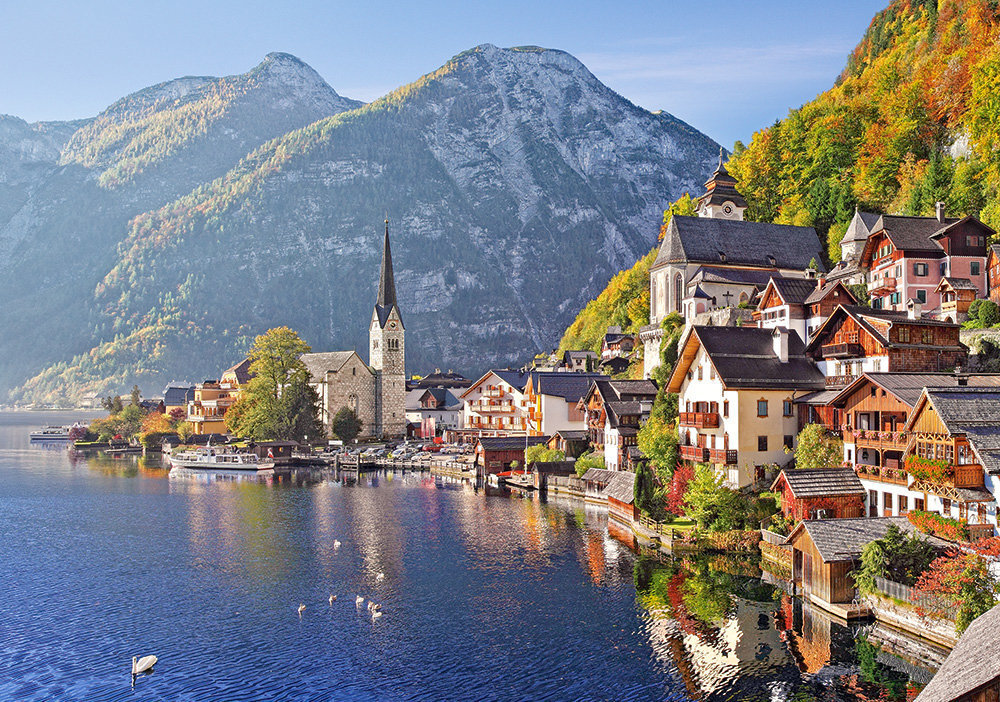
[0,411,942,701]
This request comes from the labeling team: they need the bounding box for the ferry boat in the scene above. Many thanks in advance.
[169,446,275,473]
[30,424,85,441]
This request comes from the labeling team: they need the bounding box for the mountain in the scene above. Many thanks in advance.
[4,45,720,404]
[726,0,1000,260]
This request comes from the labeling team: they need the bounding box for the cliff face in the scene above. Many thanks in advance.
[1,46,719,403]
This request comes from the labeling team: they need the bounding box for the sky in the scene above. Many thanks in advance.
[0,0,889,147]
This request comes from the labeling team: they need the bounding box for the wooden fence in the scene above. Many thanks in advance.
[759,529,787,546]
[874,576,948,612]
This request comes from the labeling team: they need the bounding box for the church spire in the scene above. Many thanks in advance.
[374,218,403,328]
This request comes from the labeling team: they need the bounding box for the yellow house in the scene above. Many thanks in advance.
[667,325,826,488]
[187,358,253,434]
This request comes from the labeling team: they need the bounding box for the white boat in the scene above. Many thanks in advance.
[30,424,83,441]
[169,446,275,473]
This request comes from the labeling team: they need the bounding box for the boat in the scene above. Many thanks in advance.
[169,446,275,473]
[30,423,85,441]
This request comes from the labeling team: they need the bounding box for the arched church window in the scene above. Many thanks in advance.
[349,393,358,413]
[674,274,683,313]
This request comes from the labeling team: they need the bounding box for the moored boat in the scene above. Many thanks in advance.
[30,423,86,441]
[169,446,274,473]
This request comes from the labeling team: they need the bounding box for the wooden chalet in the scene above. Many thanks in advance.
[915,603,1000,702]
[805,304,967,390]
[770,468,865,521]
[546,430,589,458]
[580,379,657,471]
[936,277,979,323]
[756,276,858,346]
[902,387,1000,536]
[784,517,948,618]
[605,470,637,525]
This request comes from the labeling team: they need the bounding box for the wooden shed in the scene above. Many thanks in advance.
[475,435,550,474]
[605,471,636,525]
[770,468,866,521]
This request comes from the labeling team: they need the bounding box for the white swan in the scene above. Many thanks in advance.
[297,604,306,616]
[329,594,337,604]
[372,610,383,619]
[375,572,385,582]
[355,595,364,607]
[372,603,382,612]
[132,655,157,675]
[333,540,342,549]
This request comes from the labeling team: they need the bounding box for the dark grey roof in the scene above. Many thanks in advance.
[653,215,825,272]
[849,373,1000,408]
[535,373,608,402]
[785,517,950,562]
[581,468,615,483]
[915,603,1000,702]
[492,369,532,391]
[553,430,588,441]
[302,351,364,382]
[599,357,631,374]
[163,384,195,405]
[591,379,658,404]
[693,326,825,390]
[939,276,978,291]
[409,370,471,389]
[767,277,818,306]
[841,210,881,244]
[689,265,785,287]
[563,350,597,361]
[374,220,403,328]
[807,305,962,355]
[922,387,1000,475]
[773,468,865,499]
[604,471,635,504]
[874,215,954,255]
[794,389,842,405]
[803,279,858,306]
[223,358,253,385]
[607,401,646,427]
[477,436,550,451]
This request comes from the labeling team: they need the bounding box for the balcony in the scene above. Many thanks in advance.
[855,463,908,486]
[821,342,864,359]
[472,401,515,413]
[854,430,909,451]
[869,277,897,295]
[825,374,856,389]
[707,448,738,465]
[679,445,709,462]
[679,411,720,429]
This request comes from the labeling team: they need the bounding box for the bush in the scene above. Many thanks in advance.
[854,524,937,594]
[979,300,1000,327]
[574,450,604,477]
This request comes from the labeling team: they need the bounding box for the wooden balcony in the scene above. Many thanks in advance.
[472,401,515,413]
[825,374,856,388]
[679,445,708,462]
[821,342,864,359]
[955,464,985,489]
[854,430,909,451]
[679,411,720,429]
[707,448,738,465]
[855,463,908,486]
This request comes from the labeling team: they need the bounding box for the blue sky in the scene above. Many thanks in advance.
[1,0,887,147]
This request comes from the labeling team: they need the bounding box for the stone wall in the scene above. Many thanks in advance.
[321,355,377,439]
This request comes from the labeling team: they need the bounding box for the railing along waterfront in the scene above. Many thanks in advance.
[873,576,949,612]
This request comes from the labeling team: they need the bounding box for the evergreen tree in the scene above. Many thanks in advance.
[331,407,363,443]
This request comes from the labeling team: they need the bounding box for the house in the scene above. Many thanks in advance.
[605,471,637,526]
[936,277,979,323]
[187,379,240,434]
[858,208,992,314]
[581,467,616,504]
[561,350,598,373]
[475,435,549,475]
[914,602,1000,702]
[901,386,1000,537]
[642,160,825,378]
[756,276,858,346]
[598,357,631,376]
[405,387,464,439]
[459,369,532,440]
[547,430,590,458]
[805,304,967,389]
[784,517,947,617]
[988,244,1000,305]
[601,326,636,361]
[221,358,252,387]
[529,461,578,491]
[770,468,865,522]
[163,384,195,414]
[580,379,658,471]
[667,326,825,488]
[524,372,607,436]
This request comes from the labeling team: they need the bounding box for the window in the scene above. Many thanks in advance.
[697,366,703,380]
[884,492,893,515]
[899,495,908,514]
[782,400,793,417]
[757,435,768,452]
[890,292,901,305]
[914,262,929,276]
[710,366,716,380]
[783,435,793,450]
[967,235,981,247]
[674,274,683,313]
[922,328,933,344]
[899,327,910,343]
[942,498,952,515]
[757,400,768,417]
[972,261,982,276]
[916,289,927,303]
[723,400,729,418]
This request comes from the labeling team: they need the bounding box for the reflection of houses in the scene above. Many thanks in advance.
[668,326,825,488]
[915,602,1000,702]
[641,157,825,378]
[771,468,865,521]
[784,517,947,618]
[580,379,658,471]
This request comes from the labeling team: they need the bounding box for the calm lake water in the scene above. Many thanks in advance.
[0,411,942,701]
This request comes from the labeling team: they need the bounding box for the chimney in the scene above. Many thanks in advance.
[907,298,923,320]
[935,201,945,223]
[955,363,968,386]
[773,327,790,363]
[816,273,827,291]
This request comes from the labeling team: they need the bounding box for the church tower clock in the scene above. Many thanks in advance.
[369,219,406,438]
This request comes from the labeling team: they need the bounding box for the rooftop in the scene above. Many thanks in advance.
[915,603,1000,702]
[785,517,950,562]
[772,468,865,499]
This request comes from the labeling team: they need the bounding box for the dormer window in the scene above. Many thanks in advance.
[767,255,776,266]
[718,251,727,263]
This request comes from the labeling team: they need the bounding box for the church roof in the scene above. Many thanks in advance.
[301,351,367,382]
[653,216,824,272]
[841,209,881,244]
[375,220,403,328]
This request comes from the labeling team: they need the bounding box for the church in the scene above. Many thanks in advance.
[302,220,407,439]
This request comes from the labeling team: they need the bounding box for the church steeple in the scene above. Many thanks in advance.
[696,147,747,220]
[374,219,403,329]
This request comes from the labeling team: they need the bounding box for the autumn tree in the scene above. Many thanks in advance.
[914,544,1000,633]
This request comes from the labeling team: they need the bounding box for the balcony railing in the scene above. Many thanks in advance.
[825,374,856,388]
[853,430,909,451]
[821,342,864,358]
[472,401,515,413]
[679,445,709,462]
[679,411,720,429]
[955,464,985,488]
[855,463,908,486]
[707,448,738,465]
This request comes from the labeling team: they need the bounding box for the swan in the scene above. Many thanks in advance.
[329,594,337,604]
[375,572,385,582]
[132,655,157,675]
[298,604,306,616]
[372,610,383,619]
[372,603,382,612]
[333,540,342,549]
[355,595,364,607]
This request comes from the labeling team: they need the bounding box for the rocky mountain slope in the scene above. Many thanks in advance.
[3,45,719,403]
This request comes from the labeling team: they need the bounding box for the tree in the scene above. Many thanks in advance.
[637,413,678,483]
[666,464,694,516]
[331,407,363,443]
[683,464,752,531]
[854,524,937,594]
[526,444,565,465]
[130,384,141,407]
[791,424,843,470]
[978,300,1000,327]
[634,464,667,520]
[111,396,124,414]
[914,546,1000,633]
[574,450,605,477]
